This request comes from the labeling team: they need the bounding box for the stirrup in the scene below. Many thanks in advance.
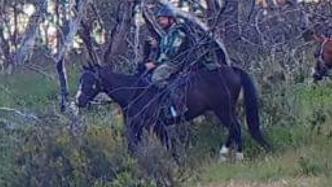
[170,106,177,118]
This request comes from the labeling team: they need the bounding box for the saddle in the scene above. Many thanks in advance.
[161,73,189,120]
[137,66,189,120]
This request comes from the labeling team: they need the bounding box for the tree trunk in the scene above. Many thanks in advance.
[55,0,91,112]
[205,0,219,25]
[14,0,48,66]
[0,27,14,73]
[103,1,135,63]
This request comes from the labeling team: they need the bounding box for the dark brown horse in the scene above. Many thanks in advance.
[75,64,271,160]
[303,29,332,81]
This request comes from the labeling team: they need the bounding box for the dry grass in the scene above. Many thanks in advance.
[198,176,324,187]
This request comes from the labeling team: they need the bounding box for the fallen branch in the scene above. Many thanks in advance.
[0,107,40,122]
[23,64,55,81]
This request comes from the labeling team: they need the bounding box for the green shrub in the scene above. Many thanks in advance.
[1,113,150,187]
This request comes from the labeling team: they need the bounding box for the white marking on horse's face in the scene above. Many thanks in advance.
[92,83,97,90]
[75,83,83,104]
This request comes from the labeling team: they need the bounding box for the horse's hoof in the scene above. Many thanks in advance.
[219,145,229,155]
[218,155,228,162]
[218,145,229,162]
[235,152,244,161]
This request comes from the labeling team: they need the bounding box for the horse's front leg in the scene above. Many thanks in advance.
[126,125,138,154]
[219,134,232,162]
[126,120,145,154]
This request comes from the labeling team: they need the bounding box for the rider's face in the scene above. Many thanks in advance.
[158,17,172,29]
[276,0,287,6]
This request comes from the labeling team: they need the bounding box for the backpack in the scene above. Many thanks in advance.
[178,22,227,70]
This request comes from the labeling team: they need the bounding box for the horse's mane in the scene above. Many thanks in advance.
[99,65,148,88]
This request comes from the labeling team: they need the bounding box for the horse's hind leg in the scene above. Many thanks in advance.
[233,119,244,160]
[214,109,243,162]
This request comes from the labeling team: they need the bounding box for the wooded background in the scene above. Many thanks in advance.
[1,1,332,186]
[1,0,331,74]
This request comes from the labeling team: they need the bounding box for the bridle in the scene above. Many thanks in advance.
[75,70,104,106]
[86,70,104,91]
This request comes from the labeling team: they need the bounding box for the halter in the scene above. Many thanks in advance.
[84,70,105,93]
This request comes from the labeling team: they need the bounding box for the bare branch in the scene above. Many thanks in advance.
[23,64,56,81]
[142,2,165,39]
[103,1,136,63]
[14,0,48,66]
[0,24,14,69]
[56,0,90,62]
[0,107,41,122]
[79,19,102,65]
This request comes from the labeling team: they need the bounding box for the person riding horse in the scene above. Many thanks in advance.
[144,6,221,117]
[74,6,271,160]
[144,6,189,86]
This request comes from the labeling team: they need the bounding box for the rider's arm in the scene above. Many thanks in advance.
[156,29,186,66]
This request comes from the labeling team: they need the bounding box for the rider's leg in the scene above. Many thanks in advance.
[152,64,179,117]
[151,64,177,87]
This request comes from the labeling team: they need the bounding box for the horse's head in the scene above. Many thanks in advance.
[75,64,103,108]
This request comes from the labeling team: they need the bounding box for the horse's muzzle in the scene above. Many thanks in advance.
[75,94,90,108]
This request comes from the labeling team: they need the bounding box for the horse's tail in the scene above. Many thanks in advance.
[233,67,271,151]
